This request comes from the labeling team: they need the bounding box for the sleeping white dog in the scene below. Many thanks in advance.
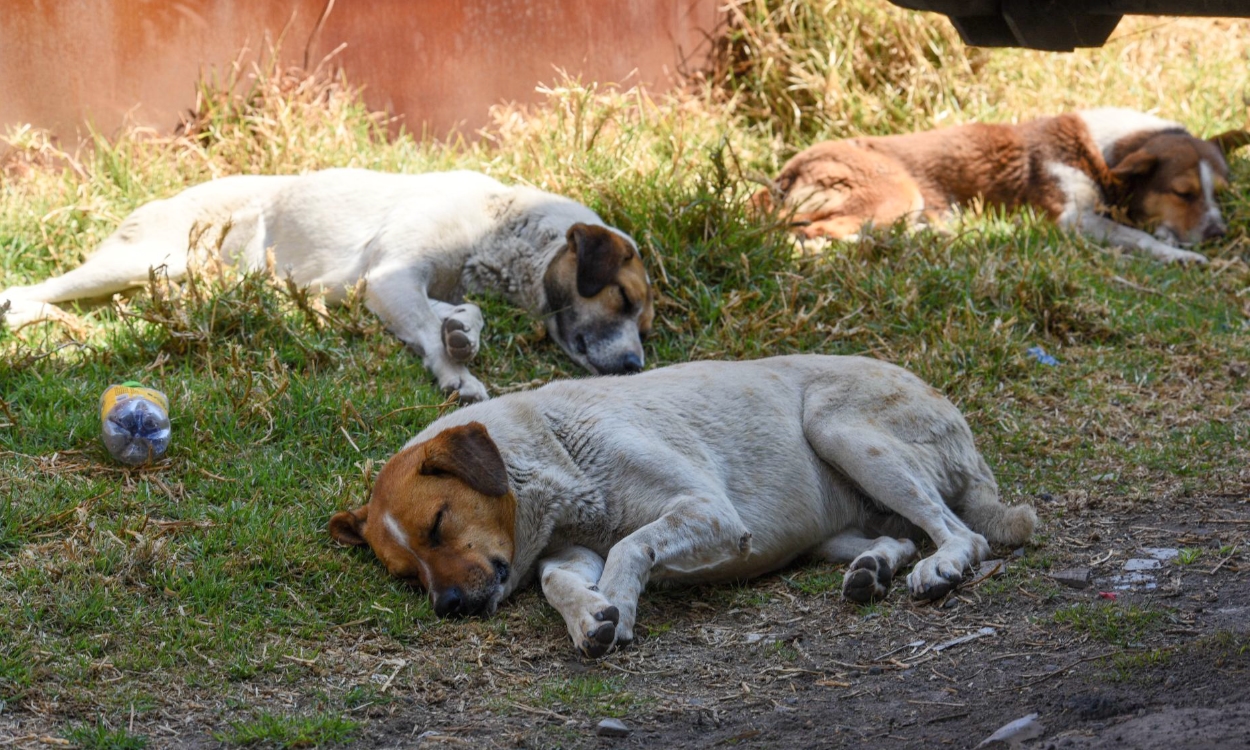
[0,169,656,401]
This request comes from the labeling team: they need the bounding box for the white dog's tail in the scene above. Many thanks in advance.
[958,461,1037,547]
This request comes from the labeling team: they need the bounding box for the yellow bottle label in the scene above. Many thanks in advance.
[100,384,170,422]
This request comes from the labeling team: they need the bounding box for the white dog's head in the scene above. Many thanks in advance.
[542,223,654,375]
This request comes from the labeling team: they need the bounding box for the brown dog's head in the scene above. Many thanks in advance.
[543,223,655,375]
[328,422,516,618]
[1110,129,1248,246]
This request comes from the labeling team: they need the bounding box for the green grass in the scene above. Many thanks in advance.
[1053,603,1168,647]
[216,711,358,748]
[3,1,1250,743]
[63,722,149,750]
[536,674,641,718]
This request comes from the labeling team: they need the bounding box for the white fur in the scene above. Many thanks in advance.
[1046,161,1103,225]
[0,169,642,401]
[407,355,1037,656]
[1077,108,1182,161]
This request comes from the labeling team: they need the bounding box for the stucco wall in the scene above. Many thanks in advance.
[0,0,721,142]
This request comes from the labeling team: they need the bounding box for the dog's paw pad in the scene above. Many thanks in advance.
[579,621,616,658]
[594,606,619,626]
[843,555,893,603]
[442,317,479,363]
[909,567,963,601]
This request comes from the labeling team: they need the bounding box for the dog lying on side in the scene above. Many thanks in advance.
[756,109,1248,264]
[0,169,655,401]
[328,355,1036,657]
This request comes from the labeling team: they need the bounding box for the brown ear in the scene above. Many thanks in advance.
[420,422,509,497]
[328,506,369,546]
[1110,149,1158,181]
[569,223,633,299]
[1210,129,1250,155]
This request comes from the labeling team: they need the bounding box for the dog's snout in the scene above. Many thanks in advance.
[619,352,643,374]
[1204,221,1227,241]
[433,586,465,618]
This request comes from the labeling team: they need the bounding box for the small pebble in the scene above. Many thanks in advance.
[1050,567,1092,589]
[867,666,883,676]
[596,718,631,738]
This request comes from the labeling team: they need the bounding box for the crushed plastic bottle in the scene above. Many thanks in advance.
[100,381,171,466]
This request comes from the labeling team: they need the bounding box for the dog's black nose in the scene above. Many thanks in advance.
[433,587,465,618]
[618,353,643,374]
[1204,222,1227,241]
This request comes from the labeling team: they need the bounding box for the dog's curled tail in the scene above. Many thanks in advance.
[960,470,1037,548]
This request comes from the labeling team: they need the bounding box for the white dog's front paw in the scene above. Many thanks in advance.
[907,555,966,601]
[1147,242,1208,265]
[441,305,484,364]
[439,371,489,403]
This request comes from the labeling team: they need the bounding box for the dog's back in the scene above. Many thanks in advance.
[424,355,1033,580]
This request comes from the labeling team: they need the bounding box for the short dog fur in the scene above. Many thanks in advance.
[757,108,1249,264]
[0,169,655,401]
[329,355,1036,657]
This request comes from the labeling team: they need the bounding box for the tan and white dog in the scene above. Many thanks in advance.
[328,355,1036,657]
[0,169,655,401]
[757,109,1249,264]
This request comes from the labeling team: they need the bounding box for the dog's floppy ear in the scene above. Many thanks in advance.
[1209,129,1250,155]
[568,223,634,299]
[1110,149,1158,181]
[420,422,509,497]
[328,506,369,546]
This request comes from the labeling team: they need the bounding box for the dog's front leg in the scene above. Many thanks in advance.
[538,546,620,658]
[598,495,752,648]
[1069,213,1208,264]
[363,265,489,402]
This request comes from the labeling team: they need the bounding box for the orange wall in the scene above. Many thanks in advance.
[0,0,721,142]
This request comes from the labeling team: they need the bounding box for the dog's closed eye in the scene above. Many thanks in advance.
[428,507,446,546]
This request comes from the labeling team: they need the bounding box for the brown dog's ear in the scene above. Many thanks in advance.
[1110,149,1158,181]
[1210,129,1250,155]
[328,506,369,546]
[569,223,633,299]
[420,422,509,497]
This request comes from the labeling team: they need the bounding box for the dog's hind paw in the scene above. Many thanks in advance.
[842,554,894,603]
[578,606,620,658]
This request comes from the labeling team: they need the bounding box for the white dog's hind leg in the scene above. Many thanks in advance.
[597,494,752,647]
[538,546,620,658]
[804,423,991,601]
[0,196,209,328]
[816,530,918,603]
[430,300,484,364]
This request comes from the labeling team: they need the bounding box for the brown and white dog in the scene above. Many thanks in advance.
[328,355,1036,657]
[757,109,1248,264]
[0,169,655,401]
